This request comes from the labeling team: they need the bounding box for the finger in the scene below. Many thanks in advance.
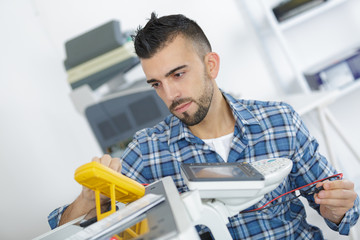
[317,188,355,200]
[92,156,101,163]
[315,195,355,209]
[315,180,329,189]
[323,179,354,191]
[91,155,121,172]
[109,158,122,173]
[99,154,112,167]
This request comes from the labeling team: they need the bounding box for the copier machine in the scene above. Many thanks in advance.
[33,157,293,240]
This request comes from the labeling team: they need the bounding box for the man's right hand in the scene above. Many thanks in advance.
[80,154,122,203]
[59,154,122,226]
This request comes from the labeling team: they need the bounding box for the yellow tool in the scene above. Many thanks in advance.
[74,161,145,220]
[75,161,149,239]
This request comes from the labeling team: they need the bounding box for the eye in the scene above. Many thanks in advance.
[174,72,185,78]
[151,82,161,89]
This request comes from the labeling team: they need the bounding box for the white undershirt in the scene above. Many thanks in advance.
[202,132,234,162]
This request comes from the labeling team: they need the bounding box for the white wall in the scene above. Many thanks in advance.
[0,0,359,239]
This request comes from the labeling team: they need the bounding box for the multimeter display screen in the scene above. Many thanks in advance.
[181,163,264,181]
[190,165,244,178]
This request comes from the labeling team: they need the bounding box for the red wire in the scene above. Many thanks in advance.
[243,173,343,213]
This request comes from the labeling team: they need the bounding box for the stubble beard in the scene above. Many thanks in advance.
[169,75,214,126]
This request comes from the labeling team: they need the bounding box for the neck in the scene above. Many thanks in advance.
[189,89,235,139]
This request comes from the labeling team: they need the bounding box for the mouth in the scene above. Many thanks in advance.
[174,101,192,114]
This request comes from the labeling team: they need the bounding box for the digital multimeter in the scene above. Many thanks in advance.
[181,158,293,200]
[74,161,145,220]
[181,162,265,199]
[75,161,145,203]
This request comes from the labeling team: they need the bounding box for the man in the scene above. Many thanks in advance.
[49,13,359,239]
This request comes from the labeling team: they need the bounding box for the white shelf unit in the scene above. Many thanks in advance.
[255,0,352,94]
[254,0,360,169]
[278,0,348,30]
[244,2,360,239]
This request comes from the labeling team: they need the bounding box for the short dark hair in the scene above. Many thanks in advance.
[133,12,212,59]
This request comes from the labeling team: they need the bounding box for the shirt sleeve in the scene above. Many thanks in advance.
[287,104,360,235]
[120,136,148,183]
[47,204,69,229]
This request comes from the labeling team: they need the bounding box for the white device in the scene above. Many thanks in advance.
[180,162,265,199]
[181,158,292,204]
[35,159,292,240]
[250,157,293,186]
[180,158,293,240]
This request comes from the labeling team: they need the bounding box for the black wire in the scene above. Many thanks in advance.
[242,176,339,213]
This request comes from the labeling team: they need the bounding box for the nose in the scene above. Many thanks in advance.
[162,80,180,102]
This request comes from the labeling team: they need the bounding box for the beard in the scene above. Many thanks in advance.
[169,74,214,126]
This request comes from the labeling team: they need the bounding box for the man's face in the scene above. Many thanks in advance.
[141,36,214,126]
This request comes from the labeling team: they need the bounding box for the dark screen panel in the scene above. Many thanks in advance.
[98,120,116,140]
[129,95,162,126]
[112,112,132,133]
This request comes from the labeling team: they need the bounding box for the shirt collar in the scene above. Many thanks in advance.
[222,91,260,126]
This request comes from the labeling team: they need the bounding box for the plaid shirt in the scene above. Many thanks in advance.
[48,91,359,239]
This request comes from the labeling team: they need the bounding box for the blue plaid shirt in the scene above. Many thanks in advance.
[49,91,359,239]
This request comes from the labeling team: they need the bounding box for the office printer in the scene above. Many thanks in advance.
[33,158,293,240]
[64,20,170,156]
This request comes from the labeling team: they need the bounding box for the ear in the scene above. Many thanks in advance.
[204,52,220,80]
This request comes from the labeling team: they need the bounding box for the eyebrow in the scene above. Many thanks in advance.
[146,65,187,84]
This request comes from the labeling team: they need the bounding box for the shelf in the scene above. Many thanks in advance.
[338,78,360,96]
[279,0,348,31]
[285,80,360,114]
[249,0,357,94]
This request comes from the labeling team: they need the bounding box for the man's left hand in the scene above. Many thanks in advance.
[315,179,357,225]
